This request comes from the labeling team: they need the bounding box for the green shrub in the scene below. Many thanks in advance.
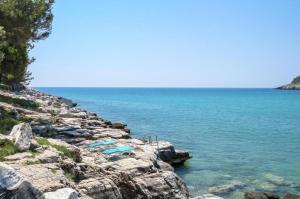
[51,144,76,161]
[0,118,19,134]
[0,139,17,161]
[0,94,38,109]
[63,170,76,182]
[35,137,50,146]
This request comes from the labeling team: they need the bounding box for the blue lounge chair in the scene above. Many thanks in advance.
[102,146,134,154]
[87,140,115,148]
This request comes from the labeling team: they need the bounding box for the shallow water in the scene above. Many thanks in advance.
[37,88,300,198]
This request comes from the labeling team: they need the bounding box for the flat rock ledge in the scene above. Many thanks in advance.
[0,88,196,199]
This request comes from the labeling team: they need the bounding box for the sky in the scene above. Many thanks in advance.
[30,0,300,88]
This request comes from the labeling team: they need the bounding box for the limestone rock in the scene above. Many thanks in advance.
[77,178,122,199]
[4,152,33,161]
[10,123,33,151]
[36,148,61,163]
[12,164,66,192]
[0,162,43,199]
[44,188,78,199]
[58,97,77,108]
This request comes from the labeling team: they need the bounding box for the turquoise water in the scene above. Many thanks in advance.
[37,88,300,198]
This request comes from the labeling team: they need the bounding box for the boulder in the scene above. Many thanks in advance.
[10,123,33,151]
[244,192,280,199]
[0,162,43,199]
[154,141,190,165]
[44,188,78,199]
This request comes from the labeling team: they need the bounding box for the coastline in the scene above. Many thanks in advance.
[0,87,204,199]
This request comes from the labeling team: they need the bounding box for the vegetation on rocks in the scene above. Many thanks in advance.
[0,139,17,161]
[63,170,77,182]
[0,108,19,134]
[0,94,38,109]
[35,137,78,162]
[0,106,33,134]
[292,75,300,84]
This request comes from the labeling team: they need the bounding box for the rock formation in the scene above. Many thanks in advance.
[277,75,300,90]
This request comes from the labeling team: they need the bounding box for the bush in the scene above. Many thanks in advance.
[35,137,50,145]
[0,118,19,134]
[0,139,17,161]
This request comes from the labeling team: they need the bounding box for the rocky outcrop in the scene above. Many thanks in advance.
[277,75,300,90]
[0,88,194,199]
[9,123,33,151]
[151,141,191,165]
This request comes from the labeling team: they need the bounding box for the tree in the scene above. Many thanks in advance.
[0,0,54,87]
[292,75,300,84]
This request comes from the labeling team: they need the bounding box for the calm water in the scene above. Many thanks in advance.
[37,88,300,198]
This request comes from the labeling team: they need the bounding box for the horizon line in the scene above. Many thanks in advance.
[33,86,278,89]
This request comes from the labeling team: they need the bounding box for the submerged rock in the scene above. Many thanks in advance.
[191,194,224,199]
[208,180,244,195]
[283,194,300,199]
[244,192,280,199]
[9,123,33,152]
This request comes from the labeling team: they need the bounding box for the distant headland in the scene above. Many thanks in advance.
[277,75,300,90]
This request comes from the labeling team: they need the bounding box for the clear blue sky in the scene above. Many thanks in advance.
[30,0,300,88]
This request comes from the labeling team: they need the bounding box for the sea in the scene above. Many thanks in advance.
[37,87,300,199]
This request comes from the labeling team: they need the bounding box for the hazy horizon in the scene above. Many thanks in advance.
[30,0,300,88]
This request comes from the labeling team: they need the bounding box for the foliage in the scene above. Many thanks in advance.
[292,75,300,84]
[51,143,77,161]
[0,107,19,134]
[63,170,76,182]
[0,0,54,87]
[0,138,17,161]
[35,136,50,145]
[0,118,19,134]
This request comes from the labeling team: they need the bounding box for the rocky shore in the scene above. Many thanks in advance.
[0,87,198,199]
[1,88,300,199]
